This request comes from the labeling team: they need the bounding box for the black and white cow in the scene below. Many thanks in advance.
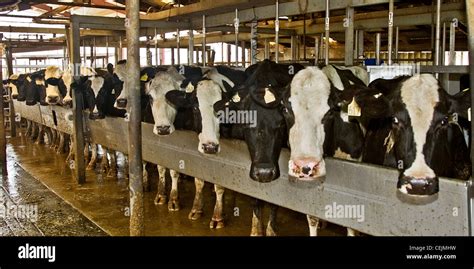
[209,60,304,236]
[165,65,248,228]
[356,74,471,196]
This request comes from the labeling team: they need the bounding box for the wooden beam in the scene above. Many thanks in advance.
[37,5,71,18]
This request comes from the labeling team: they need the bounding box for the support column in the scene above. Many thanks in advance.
[344,6,354,66]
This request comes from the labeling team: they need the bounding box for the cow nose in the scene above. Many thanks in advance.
[26,100,36,106]
[90,112,100,120]
[302,166,312,175]
[155,125,171,135]
[397,175,439,196]
[63,99,72,107]
[250,164,278,183]
[12,94,18,99]
[48,96,59,104]
[202,143,219,154]
[116,98,127,108]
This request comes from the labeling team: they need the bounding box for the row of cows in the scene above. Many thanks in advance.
[4,58,471,236]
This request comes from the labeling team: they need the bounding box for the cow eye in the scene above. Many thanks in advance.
[392,117,399,125]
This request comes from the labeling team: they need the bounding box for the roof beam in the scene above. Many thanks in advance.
[37,5,71,18]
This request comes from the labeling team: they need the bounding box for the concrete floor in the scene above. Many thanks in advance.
[1,128,346,236]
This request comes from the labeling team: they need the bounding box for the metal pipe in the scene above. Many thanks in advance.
[354,29,358,61]
[275,0,280,63]
[234,9,239,66]
[395,26,399,62]
[105,36,109,66]
[264,38,270,60]
[154,28,159,66]
[125,0,144,236]
[241,40,246,66]
[0,35,6,177]
[434,0,441,70]
[449,19,456,65]
[118,36,123,61]
[442,22,446,65]
[303,14,306,60]
[387,0,394,65]
[93,37,97,68]
[324,0,330,65]
[250,20,258,65]
[82,39,86,65]
[188,30,194,65]
[176,28,180,65]
[314,36,319,62]
[202,15,207,67]
[375,32,381,65]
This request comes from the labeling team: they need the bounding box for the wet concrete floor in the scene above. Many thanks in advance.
[2,128,346,236]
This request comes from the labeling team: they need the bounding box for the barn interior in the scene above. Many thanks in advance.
[0,0,473,237]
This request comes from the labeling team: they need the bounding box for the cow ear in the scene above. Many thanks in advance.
[354,86,391,118]
[447,88,471,115]
[166,90,193,108]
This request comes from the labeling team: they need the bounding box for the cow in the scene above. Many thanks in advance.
[44,66,67,105]
[355,74,471,196]
[208,60,304,236]
[165,65,248,228]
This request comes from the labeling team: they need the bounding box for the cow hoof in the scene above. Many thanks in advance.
[168,199,180,211]
[250,230,264,236]
[106,169,117,178]
[209,219,224,229]
[188,210,203,220]
[265,226,277,236]
[154,195,167,205]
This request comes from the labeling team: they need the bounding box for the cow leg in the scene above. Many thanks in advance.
[168,169,180,211]
[188,178,204,220]
[307,215,320,237]
[251,199,264,236]
[347,228,360,236]
[44,127,52,145]
[65,137,75,164]
[25,120,32,137]
[35,125,45,145]
[83,142,90,163]
[30,122,38,141]
[266,203,278,236]
[209,184,225,229]
[106,150,117,178]
[154,165,167,205]
[56,132,65,154]
[142,162,150,192]
[99,147,110,173]
[50,129,58,149]
[87,143,98,170]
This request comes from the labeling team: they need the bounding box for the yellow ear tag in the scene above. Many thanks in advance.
[140,73,148,82]
[348,97,361,117]
[264,88,276,104]
[468,108,471,122]
[185,83,195,93]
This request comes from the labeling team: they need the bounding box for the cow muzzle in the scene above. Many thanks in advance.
[62,99,73,108]
[288,158,326,181]
[89,112,104,120]
[11,94,18,99]
[115,98,127,108]
[47,96,59,104]
[397,176,439,196]
[154,125,171,135]
[26,100,37,106]
[201,142,219,154]
[250,163,279,183]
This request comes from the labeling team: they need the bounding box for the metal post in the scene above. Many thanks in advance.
[105,36,109,66]
[345,6,354,66]
[0,39,6,177]
[250,20,258,65]
[465,0,474,236]
[357,30,364,59]
[303,14,306,60]
[93,37,97,68]
[188,30,194,65]
[125,0,144,236]
[449,19,457,66]
[275,1,280,63]
[314,36,319,62]
[5,46,13,76]
[241,40,246,66]
[387,0,394,65]
[70,16,85,184]
[375,33,381,65]
[395,27,399,62]
[234,9,239,66]
[227,43,231,65]
[154,28,159,66]
[264,38,270,60]
[114,46,119,65]
[202,15,207,67]
[442,22,446,65]
[118,36,123,61]
[146,38,152,66]
[353,29,358,62]
[176,29,180,65]
[291,35,296,61]
[82,39,86,65]
[434,0,441,70]
[324,0,330,65]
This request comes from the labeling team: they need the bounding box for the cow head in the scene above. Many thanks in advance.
[357,74,471,196]
[25,71,47,106]
[8,74,20,99]
[114,60,128,108]
[145,69,184,135]
[44,66,63,105]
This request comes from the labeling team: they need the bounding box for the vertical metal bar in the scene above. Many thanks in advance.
[375,33,381,65]
[353,29,358,62]
[314,36,319,63]
[176,28,180,65]
[465,0,474,237]
[241,40,246,66]
[0,37,6,177]
[234,9,239,66]
[345,6,354,66]
[115,46,119,65]
[395,26,399,62]
[154,28,158,66]
[188,30,194,65]
[202,15,207,67]
[264,38,270,60]
[82,39,86,65]
[250,20,258,65]
[125,0,144,236]
[70,16,85,184]
[291,35,297,61]
[275,1,280,63]
[171,48,175,65]
[303,14,306,60]
[434,0,441,71]
[387,0,394,65]
[118,36,123,61]
[324,0,330,65]
[105,36,109,66]
[449,19,456,66]
[357,30,364,59]
[5,46,13,76]
[221,42,224,64]
[442,22,446,65]
[227,43,231,65]
[93,36,97,68]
